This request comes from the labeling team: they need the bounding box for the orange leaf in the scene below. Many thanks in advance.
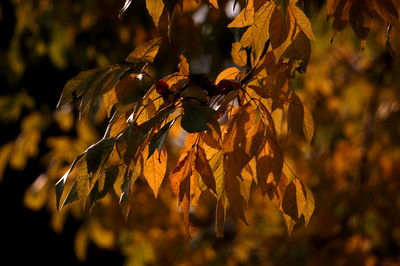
[215,67,240,84]
[228,0,254,28]
[231,42,248,67]
[143,148,167,198]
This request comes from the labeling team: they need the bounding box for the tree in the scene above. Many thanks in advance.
[1,0,400,265]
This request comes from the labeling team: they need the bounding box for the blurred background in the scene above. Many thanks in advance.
[1,0,400,265]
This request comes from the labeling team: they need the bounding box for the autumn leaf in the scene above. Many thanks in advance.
[148,119,175,159]
[303,104,314,145]
[178,55,190,76]
[143,148,167,198]
[86,137,116,174]
[228,0,254,28]
[55,153,86,210]
[195,145,216,193]
[231,42,247,67]
[215,67,241,84]
[209,0,219,9]
[240,1,275,64]
[146,0,165,28]
[126,37,163,64]
[289,3,316,41]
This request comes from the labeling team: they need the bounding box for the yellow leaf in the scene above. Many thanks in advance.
[289,3,316,40]
[231,42,247,67]
[215,67,240,84]
[146,0,165,28]
[209,0,219,9]
[178,54,190,76]
[143,148,167,198]
[126,37,162,64]
[303,104,314,145]
[227,0,254,28]
[240,1,275,63]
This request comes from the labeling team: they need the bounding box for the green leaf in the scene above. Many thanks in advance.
[148,119,175,159]
[55,153,86,210]
[181,100,218,133]
[86,137,116,174]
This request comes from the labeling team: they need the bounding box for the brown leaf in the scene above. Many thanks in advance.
[215,196,226,237]
[387,26,400,57]
[224,156,248,224]
[146,0,165,28]
[195,145,217,193]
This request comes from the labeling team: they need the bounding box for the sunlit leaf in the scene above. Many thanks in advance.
[126,38,163,64]
[178,55,190,76]
[231,42,248,67]
[215,67,240,84]
[143,148,167,198]
[146,0,165,28]
[228,0,254,28]
[289,3,316,40]
[209,0,219,9]
[303,104,314,145]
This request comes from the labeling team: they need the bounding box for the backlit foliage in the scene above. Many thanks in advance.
[1,0,400,264]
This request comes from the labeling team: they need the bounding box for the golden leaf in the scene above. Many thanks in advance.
[227,0,254,28]
[303,104,314,145]
[209,0,219,9]
[240,1,275,63]
[178,54,190,76]
[231,42,248,67]
[215,67,240,84]
[126,37,162,64]
[289,3,316,40]
[143,148,167,198]
[146,0,165,28]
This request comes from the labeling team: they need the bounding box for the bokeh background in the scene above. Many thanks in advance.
[1,0,400,265]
